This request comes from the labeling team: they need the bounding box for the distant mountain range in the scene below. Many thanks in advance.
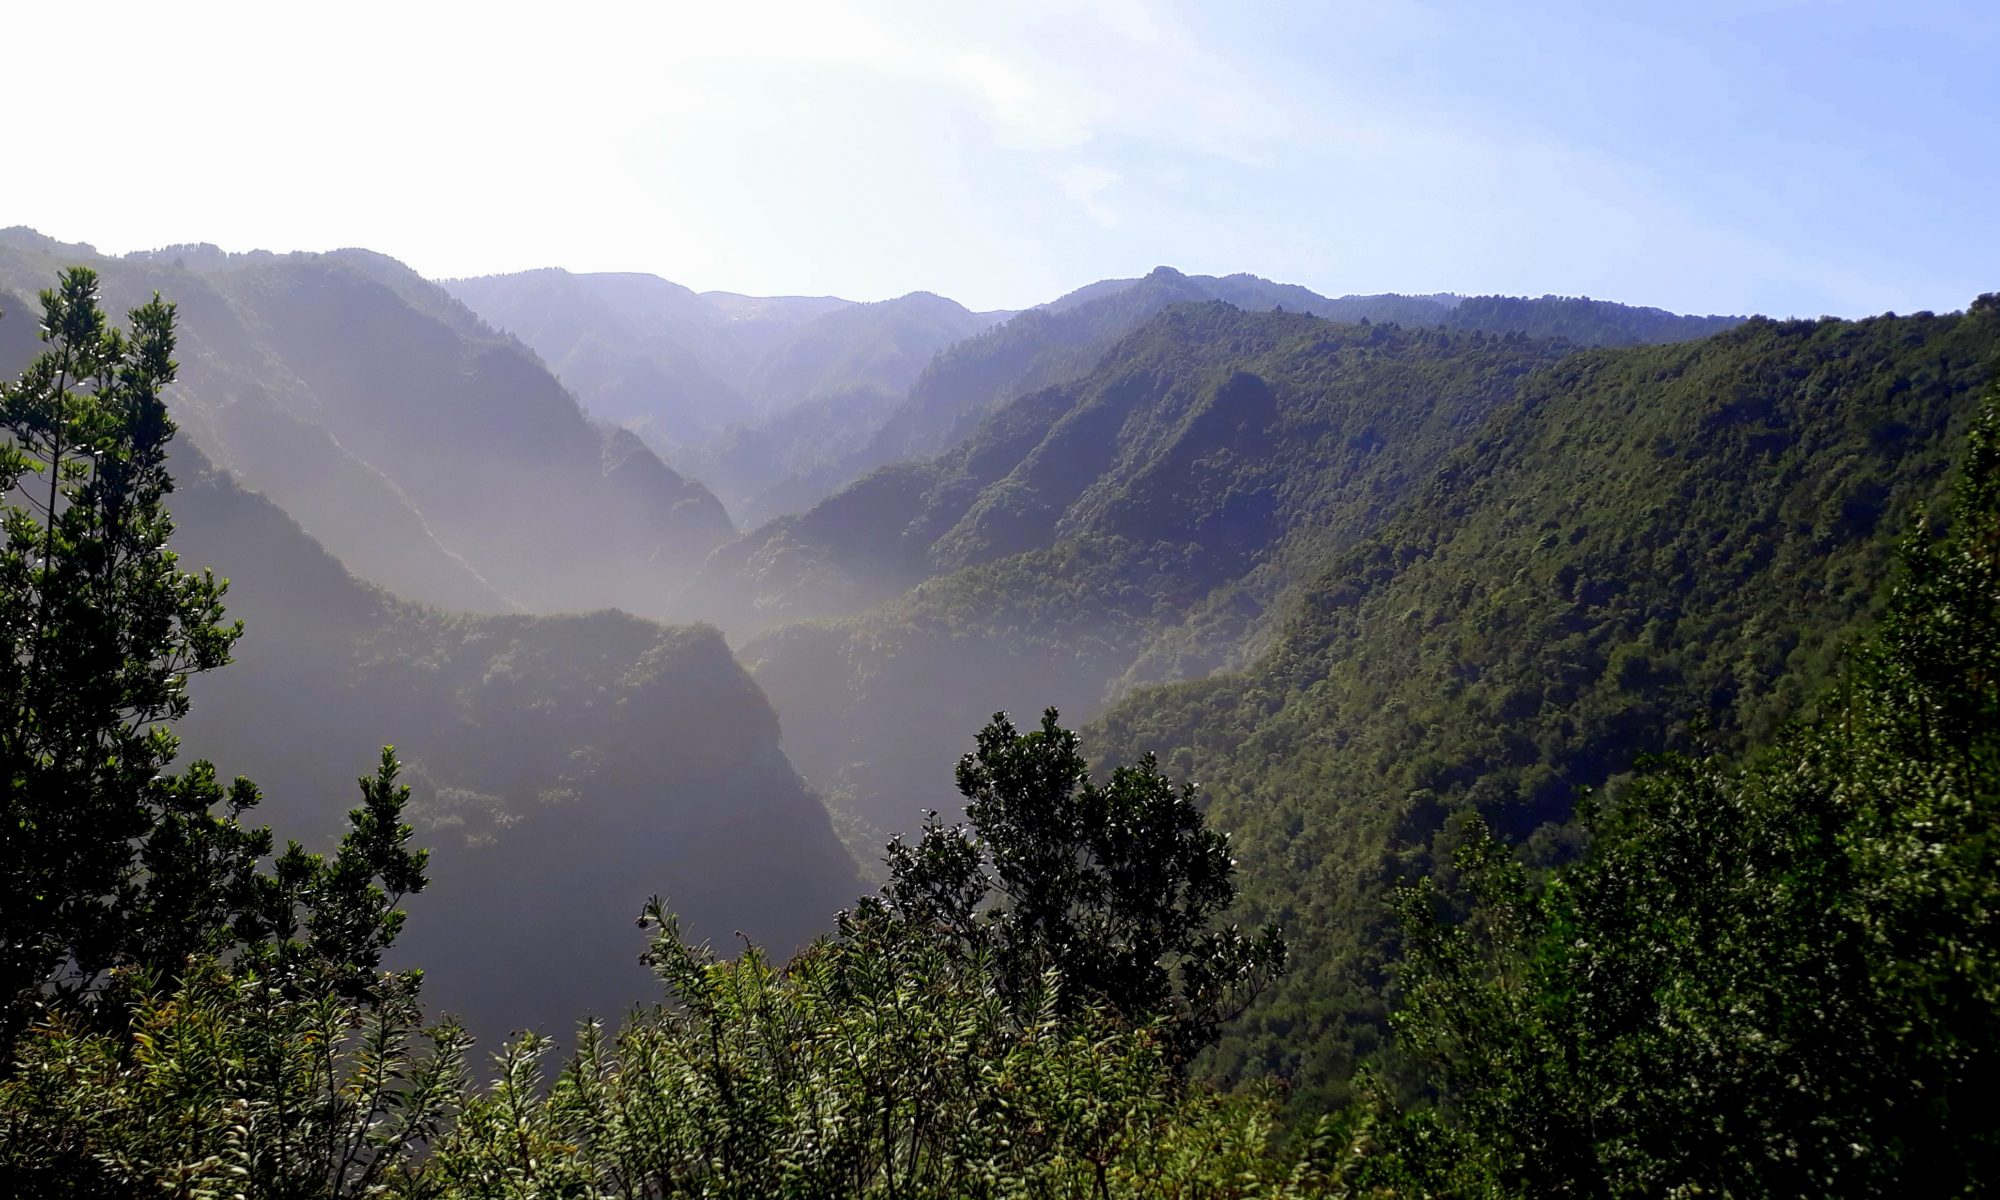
[442,269,1013,517]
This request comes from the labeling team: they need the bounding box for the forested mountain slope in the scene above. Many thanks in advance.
[0,230,734,617]
[712,307,1573,838]
[1,248,504,613]
[745,268,1421,518]
[731,272,1744,542]
[1439,293,1741,345]
[159,445,858,1044]
[860,269,1463,466]
[1089,298,2000,1104]
[3,255,1990,1199]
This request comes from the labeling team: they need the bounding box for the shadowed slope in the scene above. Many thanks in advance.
[159,448,857,1043]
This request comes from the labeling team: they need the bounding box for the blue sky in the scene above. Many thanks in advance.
[7,1,1994,316]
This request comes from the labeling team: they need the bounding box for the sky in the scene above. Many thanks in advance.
[7,0,1996,316]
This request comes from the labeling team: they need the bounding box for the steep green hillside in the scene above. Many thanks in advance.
[161,447,858,1045]
[737,270,1743,533]
[860,269,1462,464]
[0,231,735,617]
[1089,300,2000,1105]
[681,303,1529,635]
[756,268,1408,516]
[713,307,1571,837]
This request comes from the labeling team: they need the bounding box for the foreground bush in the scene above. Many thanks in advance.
[0,965,463,1197]
[428,902,1356,1198]
[2,902,1368,1198]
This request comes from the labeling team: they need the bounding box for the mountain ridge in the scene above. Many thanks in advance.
[711,304,1573,841]
[0,230,736,618]
[744,267,1742,523]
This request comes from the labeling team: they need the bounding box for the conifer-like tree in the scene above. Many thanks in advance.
[0,269,426,1054]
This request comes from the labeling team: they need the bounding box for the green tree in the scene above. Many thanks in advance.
[880,708,1286,1062]
[0,268,445,1198]
[1385,380,2000,1195]
[0,269,428,1051]
[2,269,234,1033]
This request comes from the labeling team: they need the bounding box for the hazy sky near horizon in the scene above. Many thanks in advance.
[9,1,1995,316]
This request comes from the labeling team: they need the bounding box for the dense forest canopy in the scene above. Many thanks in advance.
[1095,301,2000,1103]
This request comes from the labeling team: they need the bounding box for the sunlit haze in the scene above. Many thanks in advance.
[12,1,2000,315]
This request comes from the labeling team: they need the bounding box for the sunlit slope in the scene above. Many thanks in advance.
[701,283,1748,631]
[750,267,1738,521]
[744,269,1435,518]
[1090,300,2000,1104]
